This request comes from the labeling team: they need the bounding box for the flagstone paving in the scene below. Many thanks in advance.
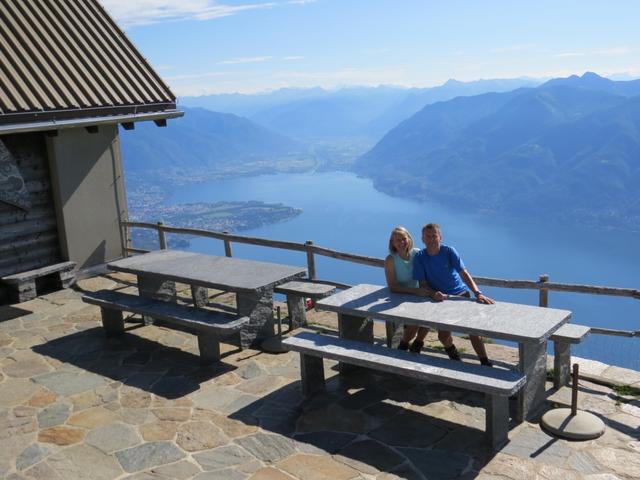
[0,273,638,479]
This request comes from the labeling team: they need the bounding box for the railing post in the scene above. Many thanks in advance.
[158,221,167,250]
[222,231,233,257]
[539,274,549,307]
[305,240,316,280]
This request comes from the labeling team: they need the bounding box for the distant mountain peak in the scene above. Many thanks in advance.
[542,71,614,90]
[581,71,603,80]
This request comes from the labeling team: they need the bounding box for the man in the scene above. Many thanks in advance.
[413,223,493,366]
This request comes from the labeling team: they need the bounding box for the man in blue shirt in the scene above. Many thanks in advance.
[413,223,493,366]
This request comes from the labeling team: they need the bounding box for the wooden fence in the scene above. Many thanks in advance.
[122,220,640,338]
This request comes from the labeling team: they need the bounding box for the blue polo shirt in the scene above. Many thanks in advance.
[413,245,468,295]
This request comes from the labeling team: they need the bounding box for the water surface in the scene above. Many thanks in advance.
[168,171,640,370]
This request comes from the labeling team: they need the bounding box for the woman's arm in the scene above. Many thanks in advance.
[385,256,431,296]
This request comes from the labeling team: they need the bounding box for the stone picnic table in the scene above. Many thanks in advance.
[316,283,572,421]
[107,250,307,348]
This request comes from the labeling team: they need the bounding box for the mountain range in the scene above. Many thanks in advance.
[122,78,542,180]
[355,73,640,229]
[180,78,540,142]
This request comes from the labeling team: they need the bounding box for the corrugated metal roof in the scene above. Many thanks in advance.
[0,0,177,126]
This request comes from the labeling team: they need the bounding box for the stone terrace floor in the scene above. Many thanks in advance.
[1,274,639,480]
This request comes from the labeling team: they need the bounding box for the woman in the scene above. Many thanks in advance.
[384,226,430,352]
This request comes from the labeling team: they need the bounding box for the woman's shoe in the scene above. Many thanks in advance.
[480,357,493,367]
[409,339,424,353]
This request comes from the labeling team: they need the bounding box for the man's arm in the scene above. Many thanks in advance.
[459,269,495,304]
[418,280,447,302]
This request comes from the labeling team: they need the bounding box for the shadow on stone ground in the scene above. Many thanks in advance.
[32,326,237,399]
[0,304,32,321]
[229,367,502,478]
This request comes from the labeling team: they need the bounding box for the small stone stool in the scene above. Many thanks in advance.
[551,324,591,388]
[274,281,336,329]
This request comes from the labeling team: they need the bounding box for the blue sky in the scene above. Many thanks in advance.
[101,0,640,96]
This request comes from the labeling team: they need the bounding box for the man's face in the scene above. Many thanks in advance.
[422,228,441,250]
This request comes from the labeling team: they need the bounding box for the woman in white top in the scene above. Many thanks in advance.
[384,226,430,352]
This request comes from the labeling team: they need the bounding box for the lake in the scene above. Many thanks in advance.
[167,171,640,371]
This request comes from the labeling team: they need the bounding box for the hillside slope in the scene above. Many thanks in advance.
[356,73,640,229]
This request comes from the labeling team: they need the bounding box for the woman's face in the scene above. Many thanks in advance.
[392,232,411,253]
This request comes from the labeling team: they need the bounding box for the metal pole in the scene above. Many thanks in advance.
[158,221,167,250]
[571,363,579,416]
[306,240,316,280]
[539,274,549,307]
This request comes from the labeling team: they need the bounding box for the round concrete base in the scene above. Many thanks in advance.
[261,336,288,354]
[541,408,605,440]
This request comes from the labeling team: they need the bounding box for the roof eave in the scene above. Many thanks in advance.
[0,110,184,136]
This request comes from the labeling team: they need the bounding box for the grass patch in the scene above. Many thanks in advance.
[431,344,466,354]
[612,385,640,397]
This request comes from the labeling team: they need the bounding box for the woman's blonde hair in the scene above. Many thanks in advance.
[388,226,414,254]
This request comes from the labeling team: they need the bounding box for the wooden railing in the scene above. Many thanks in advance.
[121,220,640,338]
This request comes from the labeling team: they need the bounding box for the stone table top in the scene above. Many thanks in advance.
[108,250,307,293]
[316,283,572,343]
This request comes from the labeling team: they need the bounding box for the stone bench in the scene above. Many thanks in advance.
[82,289,249,363]
[550,323,591,388]
[274,281,336,329]
[1,261,76,303]
[283,331,526,451]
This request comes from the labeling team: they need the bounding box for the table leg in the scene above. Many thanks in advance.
[137,274,176,325]
[237,290,274,349]
[385,321,404,348]
[517,340,548,422]
[338,313,373,373]
[191,285,209,308]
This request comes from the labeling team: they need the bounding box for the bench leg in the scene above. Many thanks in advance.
[56,269,76,289]
[517,340,548,422]
[286,294,307,329]
[138,274,176,325]
[191,285,209,308]
[7,280,37,303]
[197,332,221,364]
[486,394,510,451]
[338,313,373,373]
[300,353,325,397]
[237,290,274,349]
[553,340,571,389]
[101,308,124,336]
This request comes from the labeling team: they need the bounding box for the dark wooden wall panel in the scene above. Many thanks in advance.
[0,133,61,278]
